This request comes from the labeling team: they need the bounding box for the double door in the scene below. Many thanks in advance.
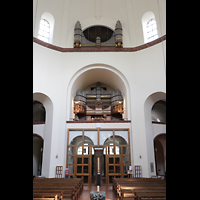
[67,145,131,185]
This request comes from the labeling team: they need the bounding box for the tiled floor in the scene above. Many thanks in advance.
[78,185,119,200]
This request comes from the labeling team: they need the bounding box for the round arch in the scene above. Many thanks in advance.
[33,133,44,141]
[142,11,156,43]
[33,101,46,123]
[143,91,166,176]
[33,92,53,178]
[38,12,55,44]
[154,133,166,176]
[66,63,131,121]
[33,133,44,177]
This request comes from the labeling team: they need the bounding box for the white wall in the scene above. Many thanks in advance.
[33,37,166,177]
[152,124,166,139]
[33,0,166,47]
[33,124,45,139]
[33,0,166,178]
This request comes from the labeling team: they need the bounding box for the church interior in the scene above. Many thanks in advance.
[33,0,166,199]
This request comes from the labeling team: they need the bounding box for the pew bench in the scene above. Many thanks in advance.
[113,178,166,200]
[33,178,83,200]
[33,191,63,200]
[136,192,166,200]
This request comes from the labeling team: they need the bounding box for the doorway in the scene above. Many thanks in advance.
[66,129,131,185]
[154,134,166,176]
[33,134,44,177]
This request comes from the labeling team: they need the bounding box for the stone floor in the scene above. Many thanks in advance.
[78,185,119,200]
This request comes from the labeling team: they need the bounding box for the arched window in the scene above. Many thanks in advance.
[38,19,50,43]
[146,18,158,42]
[142,11,159,43]
[37,12,54,44]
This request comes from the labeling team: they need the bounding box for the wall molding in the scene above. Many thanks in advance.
[66,120,131,123]
[33,35,166,53]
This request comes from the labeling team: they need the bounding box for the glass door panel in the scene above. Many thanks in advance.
[77,157,82,164]
[68,165,74,174]
[77,165,82,173]
[109,166,114,173]
[114,130,129,145]
[68,156,74,165]
[123,156,129,164]
[122,146,129,154]
[83,166,88,173]
[76,146,83,155]
[100,130,113,145]
[84,131,98,145]
[69,131,82,145]
[115,157,120,164]
[109,157,114,164]
[115,165,120,173]
[84,157,88,164]
[68,146,75,154]
[115,146,121,155]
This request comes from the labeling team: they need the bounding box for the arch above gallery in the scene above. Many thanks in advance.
[33,101,46,124]
[66,64,131,121]
[151,100,166,123]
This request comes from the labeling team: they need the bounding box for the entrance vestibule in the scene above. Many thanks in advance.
[66,129,131,185]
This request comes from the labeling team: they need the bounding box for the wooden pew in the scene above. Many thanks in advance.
[136,192,166,200]
[33,191,63,200]
[112,178,166,200]
[33,178,83,200]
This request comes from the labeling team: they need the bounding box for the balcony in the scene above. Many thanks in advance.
[66,116,130,123]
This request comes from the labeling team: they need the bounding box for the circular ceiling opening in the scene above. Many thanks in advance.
[83,26,114,43]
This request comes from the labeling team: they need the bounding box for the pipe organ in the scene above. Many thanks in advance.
[73,82,124,121]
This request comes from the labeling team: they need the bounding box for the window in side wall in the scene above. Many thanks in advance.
[146,18,158,42]
[38,19,50,43]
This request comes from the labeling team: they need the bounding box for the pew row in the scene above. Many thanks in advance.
[33,177,83,200]
[113,177,166,200]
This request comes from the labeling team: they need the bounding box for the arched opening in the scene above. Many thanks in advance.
[154,134,166,177]
[151,100,166,123]
[67,64,131,121]
[66,129,131,185]
[33,100,46,123]
[142,11,158,43]
[38,12,55,44]
[33,134,44,177]
[144,91,166,177]
[73,82,124,121]
[33,92,53,177]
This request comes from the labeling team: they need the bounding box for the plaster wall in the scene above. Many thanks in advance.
[33,0,166,48]
[33,37,165,177]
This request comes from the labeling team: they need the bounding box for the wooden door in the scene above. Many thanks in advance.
[75,154,90,185]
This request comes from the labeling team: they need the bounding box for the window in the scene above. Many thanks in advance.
[146,19,158,42]
[142,11,159,43]
[38,19,50,43]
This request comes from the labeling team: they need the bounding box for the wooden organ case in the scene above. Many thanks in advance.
[73,82,124,121]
